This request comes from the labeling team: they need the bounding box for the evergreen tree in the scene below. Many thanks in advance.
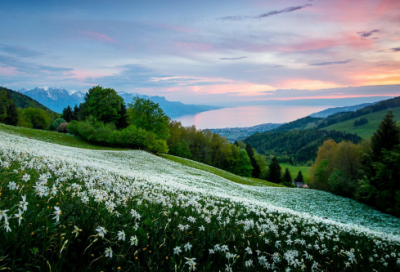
[115,103,129,129]
[370,111,400,161]
[245,143,261,178]
[283,168,292,183]
[73,104,80,121]
[63,105,74,122]
[295,171,304,183]
[4,100,18,126]
[267,156,281,183]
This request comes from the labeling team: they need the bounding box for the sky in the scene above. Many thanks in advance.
[0,0,400,105]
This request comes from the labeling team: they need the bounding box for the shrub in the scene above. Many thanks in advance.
[53,118,66,129]
[57,122,69,133]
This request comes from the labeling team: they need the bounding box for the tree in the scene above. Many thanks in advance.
[267,156,281,183]
[63,105,74,122]
[370,111,400,161]
[115,103,129,130]
[21,108,50,129]
[81,85,124,124]
[245,143,261,178]
[282,168,292,183]
[73,105,80,120]
[128,97,170,140]
[295,171,304,183]
[4,100,18,126]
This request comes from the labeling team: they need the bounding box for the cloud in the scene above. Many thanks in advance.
[309,59,352,66]
[78,31,118,43]
[0,54,73,75]
[218,4,311,21]
[390,48,400,52]
[357,29,379,38]
[219,56,247,60]
[0,44,43,58]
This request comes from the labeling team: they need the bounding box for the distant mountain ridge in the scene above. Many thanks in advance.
[17,87,221,118]
[308,103,376,118]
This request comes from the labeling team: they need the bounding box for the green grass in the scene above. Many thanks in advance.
[0,124,126,150]
[280,163,310,183]
[323,107,400,139]
[161,153,286,187]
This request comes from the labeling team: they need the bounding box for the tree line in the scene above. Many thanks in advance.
[309,111,400,216]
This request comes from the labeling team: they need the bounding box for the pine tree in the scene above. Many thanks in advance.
[116,103,129,129]
[4,101,18,126]
[63,106,74,122]
[73,104,80,121]
[370,111,400,161]
[267,156,281,183]
[245,143,261,178]
[295,171,304,183]
[282,168,292,183]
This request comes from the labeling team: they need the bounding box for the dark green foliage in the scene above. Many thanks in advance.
[4,101,18,126]
[267,156,281,183]
[245,143,261,178]
[283,168,292,182]
[128,97,170,140]
[0,88,18,125]
[244,129,362,164]
[81,85,124,124]
[62,105,74,122]
[354,117,368,127]
[370,111,400,162]
[295,171,304,183]
[270,116,323,132]
[328,170,356,198]
[73,104,80,120]
[356,112,400,216]
[317,96,400,129]
[115,103,129,130]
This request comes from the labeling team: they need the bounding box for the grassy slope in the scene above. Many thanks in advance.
[160,154,286,187]
[280,163,310,183]
[0,124,125,150]
[0,124,282,187]
[323,107,400,139]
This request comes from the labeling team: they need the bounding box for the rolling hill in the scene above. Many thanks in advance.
[323,107,400,139]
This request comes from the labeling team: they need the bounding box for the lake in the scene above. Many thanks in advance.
[175,105,332,129]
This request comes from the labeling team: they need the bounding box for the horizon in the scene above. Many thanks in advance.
[1,0,400,105]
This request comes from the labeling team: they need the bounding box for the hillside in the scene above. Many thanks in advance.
[208,123,281,142]
[323,107,400,139]
[308,102,374,118]
[1,86,56,115]
[1,125,400,271]
[243,129,362,163]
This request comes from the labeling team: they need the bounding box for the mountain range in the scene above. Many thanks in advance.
[17,87,221,118]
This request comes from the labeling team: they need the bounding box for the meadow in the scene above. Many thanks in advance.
[1,128,400,271]
[323,107,400,139]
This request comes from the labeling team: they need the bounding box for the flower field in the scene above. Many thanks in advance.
[1,130,400,271]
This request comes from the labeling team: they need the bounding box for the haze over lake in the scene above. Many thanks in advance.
[175,105,332,129]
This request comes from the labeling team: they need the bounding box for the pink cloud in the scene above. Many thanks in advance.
[0,67,20,76]
[79,31,118,43]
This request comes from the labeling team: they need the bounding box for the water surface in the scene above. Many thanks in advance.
[175,105,332,129]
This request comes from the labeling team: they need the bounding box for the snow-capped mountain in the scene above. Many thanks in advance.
[17,87,221,117]
[18,87,85,113]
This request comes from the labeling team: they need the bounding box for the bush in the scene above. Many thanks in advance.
[328,170,356,197]
[57,122,69,133]
[53,118,66,129]
[20,108,50,129]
